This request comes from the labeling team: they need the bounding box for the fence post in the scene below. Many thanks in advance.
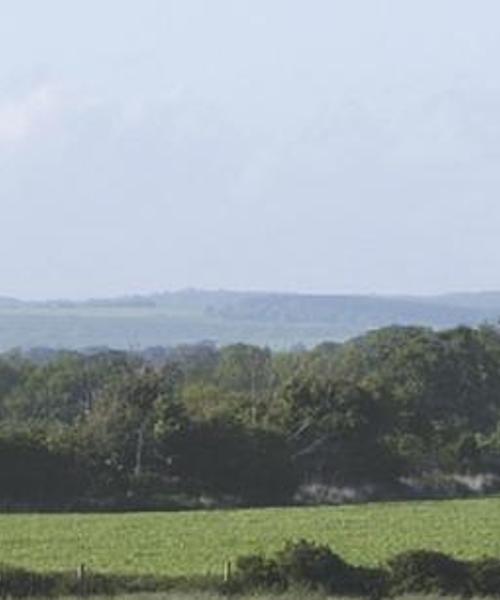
[224,560,232,583]
[76,563,86,596]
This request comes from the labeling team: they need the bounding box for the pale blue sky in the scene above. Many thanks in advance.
[1,0,500,299]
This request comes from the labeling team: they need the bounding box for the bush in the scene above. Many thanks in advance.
[387,549,471,596]
[234,554,285,591]
[349,565,388,599]
[469,557,500,596]
[0,564,57,598]
[276,539,353,592]
[233,539,386,596]
[0,566,214,598]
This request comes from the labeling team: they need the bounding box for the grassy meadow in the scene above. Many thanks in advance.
[1,497,499,577]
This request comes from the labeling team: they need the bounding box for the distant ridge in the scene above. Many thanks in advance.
[0,289,499,351]
[430,291,500,310]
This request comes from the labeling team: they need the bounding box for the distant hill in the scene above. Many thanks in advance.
[430,291,500,310]
[0,289,499,351]
[210,293,490,324]
[0,297,23,308]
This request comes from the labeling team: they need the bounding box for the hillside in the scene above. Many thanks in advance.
[0,290,499,351]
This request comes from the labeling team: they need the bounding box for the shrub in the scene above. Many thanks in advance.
[234,539,387,596]
[276,539,353,592]
[233,554,285,591]
[349,565,389,599]
[0,567,214,598]
[0,564,57,598]
[469,557,500,596]
[387,549,471,596]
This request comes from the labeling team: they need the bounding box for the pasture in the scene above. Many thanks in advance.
[1,497,499,577]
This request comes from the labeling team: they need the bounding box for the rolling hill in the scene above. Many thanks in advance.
[0,289,499,351]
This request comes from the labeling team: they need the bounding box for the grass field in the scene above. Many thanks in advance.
[1,498,499,577]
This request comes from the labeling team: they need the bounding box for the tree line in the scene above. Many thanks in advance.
[1,324,500,507]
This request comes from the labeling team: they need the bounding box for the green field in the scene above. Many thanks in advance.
[1,498,500,577]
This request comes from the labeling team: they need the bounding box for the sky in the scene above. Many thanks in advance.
[1,0,500,300]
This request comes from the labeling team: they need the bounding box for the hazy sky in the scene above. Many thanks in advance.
[2,0,500,299]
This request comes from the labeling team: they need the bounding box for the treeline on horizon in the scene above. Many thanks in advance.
[1,324,500,508]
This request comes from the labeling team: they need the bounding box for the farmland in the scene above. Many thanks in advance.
[1,497,500,577]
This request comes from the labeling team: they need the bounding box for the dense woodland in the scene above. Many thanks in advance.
[2,324,500,508]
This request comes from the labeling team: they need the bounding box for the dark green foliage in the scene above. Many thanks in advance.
[0,564,57,598]
[1,324,500,507]
[167,418,298,504]
[276,539,351,591]
[469,558,500,596]
[234,555,285,590]
[282,377,401,484]
[349,565,388,599]
[233,542,500,598]
[234,539,387,596]
[2,546,500,598]
[275,540,388,597]
[0,429,83,503]
[387,549,471,596]
[0,564,217,598]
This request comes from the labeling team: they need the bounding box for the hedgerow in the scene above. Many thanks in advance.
[1,541,500,598]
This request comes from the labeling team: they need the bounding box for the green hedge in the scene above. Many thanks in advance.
[0,565,58,598]
[233,540,500,597]
[386,550,471,596]
[1,544,500,598]
[0,565,217,598]
[232,540,387,597]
